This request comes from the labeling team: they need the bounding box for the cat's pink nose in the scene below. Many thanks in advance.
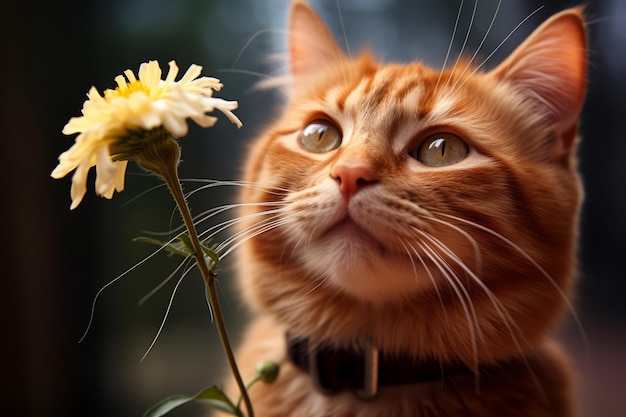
[331,161,376,201]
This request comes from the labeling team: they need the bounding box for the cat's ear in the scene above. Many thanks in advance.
[491,8,587,150]
[289,0,346,77]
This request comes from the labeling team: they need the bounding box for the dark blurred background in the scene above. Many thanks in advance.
[3,0,624,416]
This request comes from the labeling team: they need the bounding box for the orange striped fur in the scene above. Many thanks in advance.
[223,1,587,416]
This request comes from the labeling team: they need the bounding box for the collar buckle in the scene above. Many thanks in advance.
[308,342,380,400]
[355,344,379,400]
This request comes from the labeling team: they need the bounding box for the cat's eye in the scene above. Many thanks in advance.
[298,120,342,153]
[412,133,469,167]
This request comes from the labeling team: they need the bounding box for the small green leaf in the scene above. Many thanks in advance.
[200,244,220,270]
[133,236,192,257]
[143,386,240,417]
[143,394,195,417]
[135,234,220,271]
[178,233,195,253]
[195,385,232,401]
[195,386,240,414]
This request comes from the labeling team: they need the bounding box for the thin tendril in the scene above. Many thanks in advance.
[78,236,178,344]
[141,266,194,362]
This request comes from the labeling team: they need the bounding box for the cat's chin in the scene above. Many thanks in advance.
[298,218,425,302]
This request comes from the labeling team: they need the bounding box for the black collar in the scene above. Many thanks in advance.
[286,333,474,400]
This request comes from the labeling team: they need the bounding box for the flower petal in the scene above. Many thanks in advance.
[178,64,203,84]
[115,75,128,91]
[165,60,180,84]
[161,111,189,137]
[95,145,117,198]
[69,160,91,210]
[139,61,162,89]
[115,160,128,192]
[123,69,138,84]
[202,97,242,128]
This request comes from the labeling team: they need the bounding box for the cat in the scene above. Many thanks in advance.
[223,1,587,416]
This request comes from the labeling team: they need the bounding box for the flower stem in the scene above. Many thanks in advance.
[144,139,254,417]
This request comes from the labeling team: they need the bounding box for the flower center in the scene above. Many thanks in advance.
[104,80,162,101]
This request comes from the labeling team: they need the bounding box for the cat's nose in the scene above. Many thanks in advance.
[331,161,376,201]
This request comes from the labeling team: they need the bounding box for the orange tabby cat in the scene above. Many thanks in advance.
[225,1,587,416]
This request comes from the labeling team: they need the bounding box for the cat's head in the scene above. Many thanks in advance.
[235,1,587,361]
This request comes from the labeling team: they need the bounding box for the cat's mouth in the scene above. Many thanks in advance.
[329,216,386,252]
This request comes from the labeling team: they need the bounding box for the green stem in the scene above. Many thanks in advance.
[237,375,262,410]
[149,141,254,417]
[207,281,249,417]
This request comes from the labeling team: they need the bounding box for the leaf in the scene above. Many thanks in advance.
[135,234,220,269]
[178,233,194,253]
[142,386,240,417]
[133,236,192,257]
[200,244,220,270]
[195,386,240,414]
[143,394,195,417]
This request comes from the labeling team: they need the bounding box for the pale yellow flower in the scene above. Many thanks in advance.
[52,60,242,209]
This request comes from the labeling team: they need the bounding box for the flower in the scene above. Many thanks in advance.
[52,60,242,209]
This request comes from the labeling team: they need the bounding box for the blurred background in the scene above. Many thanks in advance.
[3,0,624,416]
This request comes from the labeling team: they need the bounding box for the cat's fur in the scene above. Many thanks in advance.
[225,1,587,416]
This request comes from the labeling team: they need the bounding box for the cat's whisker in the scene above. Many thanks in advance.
[297,273,330,298]
[229,28,286,71]
[448,0,502,97]
[217,67,279,85]
[417,228,539,392]
[436,0,466,92]
[196,204,287,239]
[427,215,483,276]
[220,27,292,95]
[186,204,244,236]
[272,221,306,278]
[182,179,293,199]
[439,213,588,348]
[136,179,290,238]
[399,239,419,278]
[258,218,313,289]
[78,233,183,343]
[400,238,448,318]
[425,231,549,398]
[218,218,294,260]
[207,213,281,252]
[140,262,196,362]
[445,0,478,90]
[121,182,169,207]
[335,0,352,60]
[138,257,193,306]
[288,227,310,258]
[417,230,524,348]
[414,238,481,374]
[121,178,289,211]
[202,208,286,245]
[452,6,545,94]
[279,220,314,263]
[212,216,285,256]
[138,207,290,360]
[217,216,296,260]
[143,204,241,237]
[424,216,556,396]
[138,201,284,238]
